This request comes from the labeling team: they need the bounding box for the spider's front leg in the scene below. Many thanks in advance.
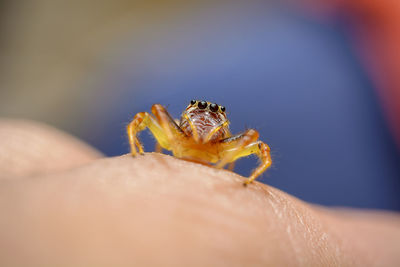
[127,112,166,156]
[217,129,272,185]
[243,141,271,185]
[127,104,183,156]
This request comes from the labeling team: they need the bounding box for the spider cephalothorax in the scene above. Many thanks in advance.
[127,100,271,185]
[179,100,229,143]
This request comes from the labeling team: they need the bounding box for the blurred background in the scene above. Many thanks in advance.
[1,0,399,210]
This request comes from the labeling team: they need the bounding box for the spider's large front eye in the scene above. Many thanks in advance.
[220,106,226,112]
[190,100,196,105]
[198,101,207,109]
[209,103,218,112]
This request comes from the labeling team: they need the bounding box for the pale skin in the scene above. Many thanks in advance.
[0,119,400,266]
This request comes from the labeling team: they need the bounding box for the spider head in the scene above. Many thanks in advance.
[179,100,229,142]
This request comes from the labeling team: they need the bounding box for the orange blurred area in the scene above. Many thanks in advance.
[300,0,400,146]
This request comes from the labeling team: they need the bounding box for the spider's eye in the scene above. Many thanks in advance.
[190,100,196,105]
[209,103,218,112]
[198,101,207,109]
[220,106,226,112]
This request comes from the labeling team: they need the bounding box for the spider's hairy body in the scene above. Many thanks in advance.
[127,100,272,185]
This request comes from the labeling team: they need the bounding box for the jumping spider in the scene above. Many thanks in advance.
[127,100,272,185]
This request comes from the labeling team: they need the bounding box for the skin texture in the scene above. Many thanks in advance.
[0,120,400,266]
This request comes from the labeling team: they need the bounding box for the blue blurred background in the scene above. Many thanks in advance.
[1,1,399,210]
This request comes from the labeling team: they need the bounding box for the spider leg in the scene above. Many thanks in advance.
[155,142,163,153]
[216,129,259,168]
[227,162,235,171]
[182,112,200,142]
[217,129,271,185]
[243,141,271,185]
[203,120,229,143]
[127,110,171,156]
[151,104,185,156]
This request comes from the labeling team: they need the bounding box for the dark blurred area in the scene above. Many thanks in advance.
[0,0,399,210]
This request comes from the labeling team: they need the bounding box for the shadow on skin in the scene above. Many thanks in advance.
[0,120,399,266]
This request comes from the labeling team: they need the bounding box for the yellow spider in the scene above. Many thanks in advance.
[127,100,272,185]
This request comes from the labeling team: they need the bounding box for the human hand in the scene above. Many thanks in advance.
[1,119,399,266]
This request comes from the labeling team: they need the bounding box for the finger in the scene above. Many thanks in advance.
[0,119,102,178]
[0,153,399,266]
